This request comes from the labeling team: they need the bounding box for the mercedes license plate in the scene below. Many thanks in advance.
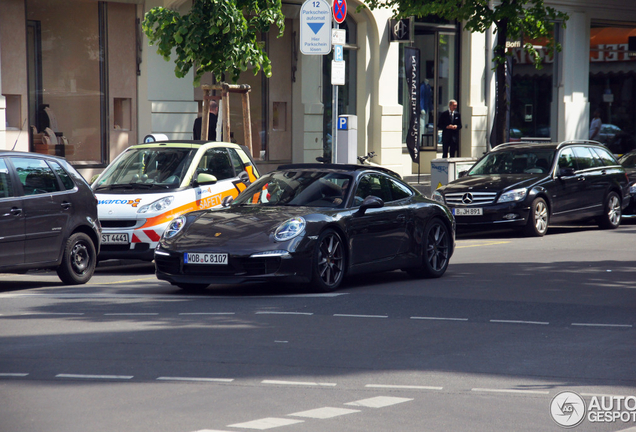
[453,207,483,216]
[101,233,129,244]
[184,253,228,265]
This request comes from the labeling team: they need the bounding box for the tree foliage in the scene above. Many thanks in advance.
[363,0,568,145]
[142,0,285,86]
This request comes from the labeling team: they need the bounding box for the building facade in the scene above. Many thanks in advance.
[1,0,635,181]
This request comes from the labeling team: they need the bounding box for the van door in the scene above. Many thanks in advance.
[0,158,25,267]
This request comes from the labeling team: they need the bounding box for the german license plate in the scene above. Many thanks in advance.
[453,207,483,216]
[101,233,129,244]
[184,253,228,265]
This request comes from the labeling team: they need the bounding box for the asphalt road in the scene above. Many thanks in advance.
[1,222,635,432]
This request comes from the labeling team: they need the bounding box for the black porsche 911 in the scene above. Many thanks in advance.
[154,163,455,292]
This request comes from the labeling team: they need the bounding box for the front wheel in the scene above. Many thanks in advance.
[57,232,97,285]
[407,218,451,279]
[597,191,621,229]
[524,197,549,237]
[310,229,346,292]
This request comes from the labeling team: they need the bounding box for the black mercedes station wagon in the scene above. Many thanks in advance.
[0,151,101,284]
[432,141,630,236]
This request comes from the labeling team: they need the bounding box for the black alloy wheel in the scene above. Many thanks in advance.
[524,197,549,237]
[598,191,621,229]
[57,232,97,285]
[311,229,345,292]
[408,218,451,278]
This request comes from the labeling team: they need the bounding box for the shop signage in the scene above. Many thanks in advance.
[404,46,420,163]
[389,18,411,43]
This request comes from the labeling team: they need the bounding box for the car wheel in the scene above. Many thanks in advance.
[598,191,621,229]
[177,283,209,291]
[407,218,451,279]
[310,229,345,292]
[56,232,97,285]
[524,197,549,237]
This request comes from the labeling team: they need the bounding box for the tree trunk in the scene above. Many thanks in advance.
[494,19,508,147]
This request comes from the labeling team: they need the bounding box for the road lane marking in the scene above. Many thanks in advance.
[256,311,314,316]
[490,319,549,325]
[88,277,157,285]
[228,417,303,429]
[456,241,511,248]
[471,388,550,395]
[287,407,359,419]
[345,396,413,408]
[333,314,388,319]
[157,377,234,383]
[411,316,468,321]
[56,374,133,380]
[571,323,632,328]
[179,312,236,315]
[262,380,336,387]
[365,384,443,390]
[104,313,159,316]
[0,373,28,377]
[20,312,85,316]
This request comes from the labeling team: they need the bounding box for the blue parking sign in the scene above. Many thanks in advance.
[338,117,348,130]
[334,45,344,62]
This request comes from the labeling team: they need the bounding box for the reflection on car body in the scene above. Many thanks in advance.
[433,140,630,236]
[154,164,456,292]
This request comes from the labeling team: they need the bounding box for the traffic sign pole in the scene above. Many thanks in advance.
[332,23,338,163]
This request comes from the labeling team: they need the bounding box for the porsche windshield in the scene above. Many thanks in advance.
[469,149,556,175]
[93,147,196,191]
[233,171,353,208]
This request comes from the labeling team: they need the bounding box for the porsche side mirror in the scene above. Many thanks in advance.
[238,171,251,184]
[357,195,384,215]
[458,170,468,178]
[557,167,576,177]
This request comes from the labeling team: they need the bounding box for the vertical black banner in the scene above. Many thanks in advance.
[404,47,420,162]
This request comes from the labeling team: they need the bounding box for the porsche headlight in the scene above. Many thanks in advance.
[163,215,186,239]
[432,190,445,204]
[138,196,174,213]
[274,217,306,242]
[497,188,528,203]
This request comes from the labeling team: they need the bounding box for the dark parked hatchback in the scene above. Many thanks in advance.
[432,141,630,236]
[0,151,101,284]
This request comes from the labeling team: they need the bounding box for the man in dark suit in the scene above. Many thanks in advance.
[193,100,219,141]
[437,99,462,158]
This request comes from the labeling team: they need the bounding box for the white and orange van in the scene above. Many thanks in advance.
[92,141,259,261]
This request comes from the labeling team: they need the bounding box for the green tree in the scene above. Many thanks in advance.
[363,0,568,146]
[142,0,285,86]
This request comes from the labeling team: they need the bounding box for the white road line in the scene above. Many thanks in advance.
[20,312,85,316]
[0,373,29,377]
[471,388,550,395]
[103,313,159,316]
[571,323,633,328]
[56,374,133,380]
[411,316,468,321]
[227,417,303,430]
[0,293,347,299]
[365,384,443,391]
[261,380,336,387]
[333,314,388,319]
[287,407,360,419]
[192,429,232,432]
[255,311,314,316]
[157,377,234,383]
[345,396,414,408]
[490,319,549,325]
[179,312,236,315]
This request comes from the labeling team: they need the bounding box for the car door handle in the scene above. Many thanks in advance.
[7,207,22,216]
[61,202,72,210]
[397,214,406,222]
[577,176,585,181]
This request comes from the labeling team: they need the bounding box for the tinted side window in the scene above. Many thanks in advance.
[593,147,619,166]
[198,148,235,181]
[48,160,75,190]
[11,157,61,195]
[389,178,412,201]
[354,174,392,203]
[0,159,14,198]
[558,148,578,171]
[572,147,595,170]
[227,148,247,173]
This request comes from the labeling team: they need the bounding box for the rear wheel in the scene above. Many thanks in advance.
[57,232,97,285]
[597,191,621,229]
[407,218,451,279]
[524,197,549,237]
[310,229,345,292]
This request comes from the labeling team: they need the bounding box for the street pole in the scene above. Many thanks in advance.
[331,22,339,164]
